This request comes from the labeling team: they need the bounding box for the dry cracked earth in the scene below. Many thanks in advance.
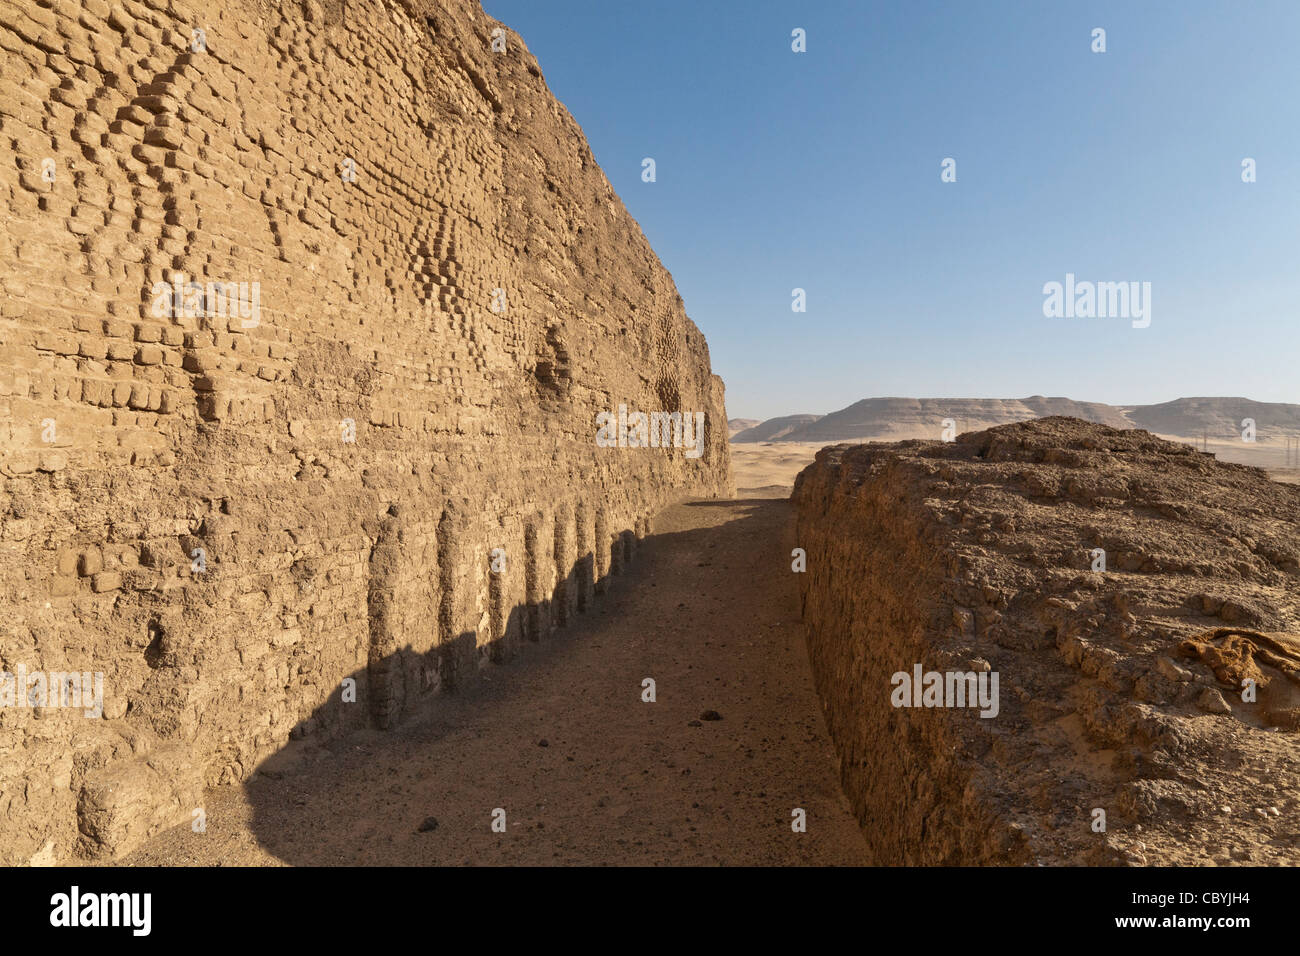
[117,496,869,866]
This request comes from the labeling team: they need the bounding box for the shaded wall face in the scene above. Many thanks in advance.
[0,0,730,863]
[792,453,1012,865]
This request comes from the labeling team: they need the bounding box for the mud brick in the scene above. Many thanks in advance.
[35,331,78,354]
[81,379,111,405]
[0,0,731,869]
[76,546,104,576]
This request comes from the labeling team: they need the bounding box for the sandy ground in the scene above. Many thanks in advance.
[730,442,826,498]
[116,498,868,866]
[731,437,1300,497]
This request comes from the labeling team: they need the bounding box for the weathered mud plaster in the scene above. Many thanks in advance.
[794,419,1300,865]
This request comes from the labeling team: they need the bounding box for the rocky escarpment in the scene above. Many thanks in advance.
[793,418,1300,865]
[0,0,729,863]
[739,396,1300,444]
[730,413,822,443]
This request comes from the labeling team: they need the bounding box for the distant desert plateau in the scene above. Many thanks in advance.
[731,397,1300,496]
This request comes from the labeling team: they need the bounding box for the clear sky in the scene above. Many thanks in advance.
[482,0,1300,420]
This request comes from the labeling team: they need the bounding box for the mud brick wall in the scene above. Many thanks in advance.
[793,419,1300,865]
[0,0,731,863]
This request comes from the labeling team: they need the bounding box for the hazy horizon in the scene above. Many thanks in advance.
[728,392,1299,424]
[484,0,1300,420]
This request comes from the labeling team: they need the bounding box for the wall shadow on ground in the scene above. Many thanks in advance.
[238,501,807,865]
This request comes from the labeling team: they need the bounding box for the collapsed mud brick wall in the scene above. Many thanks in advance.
[793,418,1300,865]
[0,0,731,863]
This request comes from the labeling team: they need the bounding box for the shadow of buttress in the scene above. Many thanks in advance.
[239,497,657,863]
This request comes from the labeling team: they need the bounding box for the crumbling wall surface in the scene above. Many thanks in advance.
[0,0,730,863]
[793,418,1300,865]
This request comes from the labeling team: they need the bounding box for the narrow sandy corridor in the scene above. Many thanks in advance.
[121,498,868,866]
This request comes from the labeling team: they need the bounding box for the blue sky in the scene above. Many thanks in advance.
[483,0,1300,420]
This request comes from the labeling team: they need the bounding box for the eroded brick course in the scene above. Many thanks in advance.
[0,0,731,863]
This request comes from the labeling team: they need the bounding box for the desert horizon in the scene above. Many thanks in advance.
[727,394,1300,495]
